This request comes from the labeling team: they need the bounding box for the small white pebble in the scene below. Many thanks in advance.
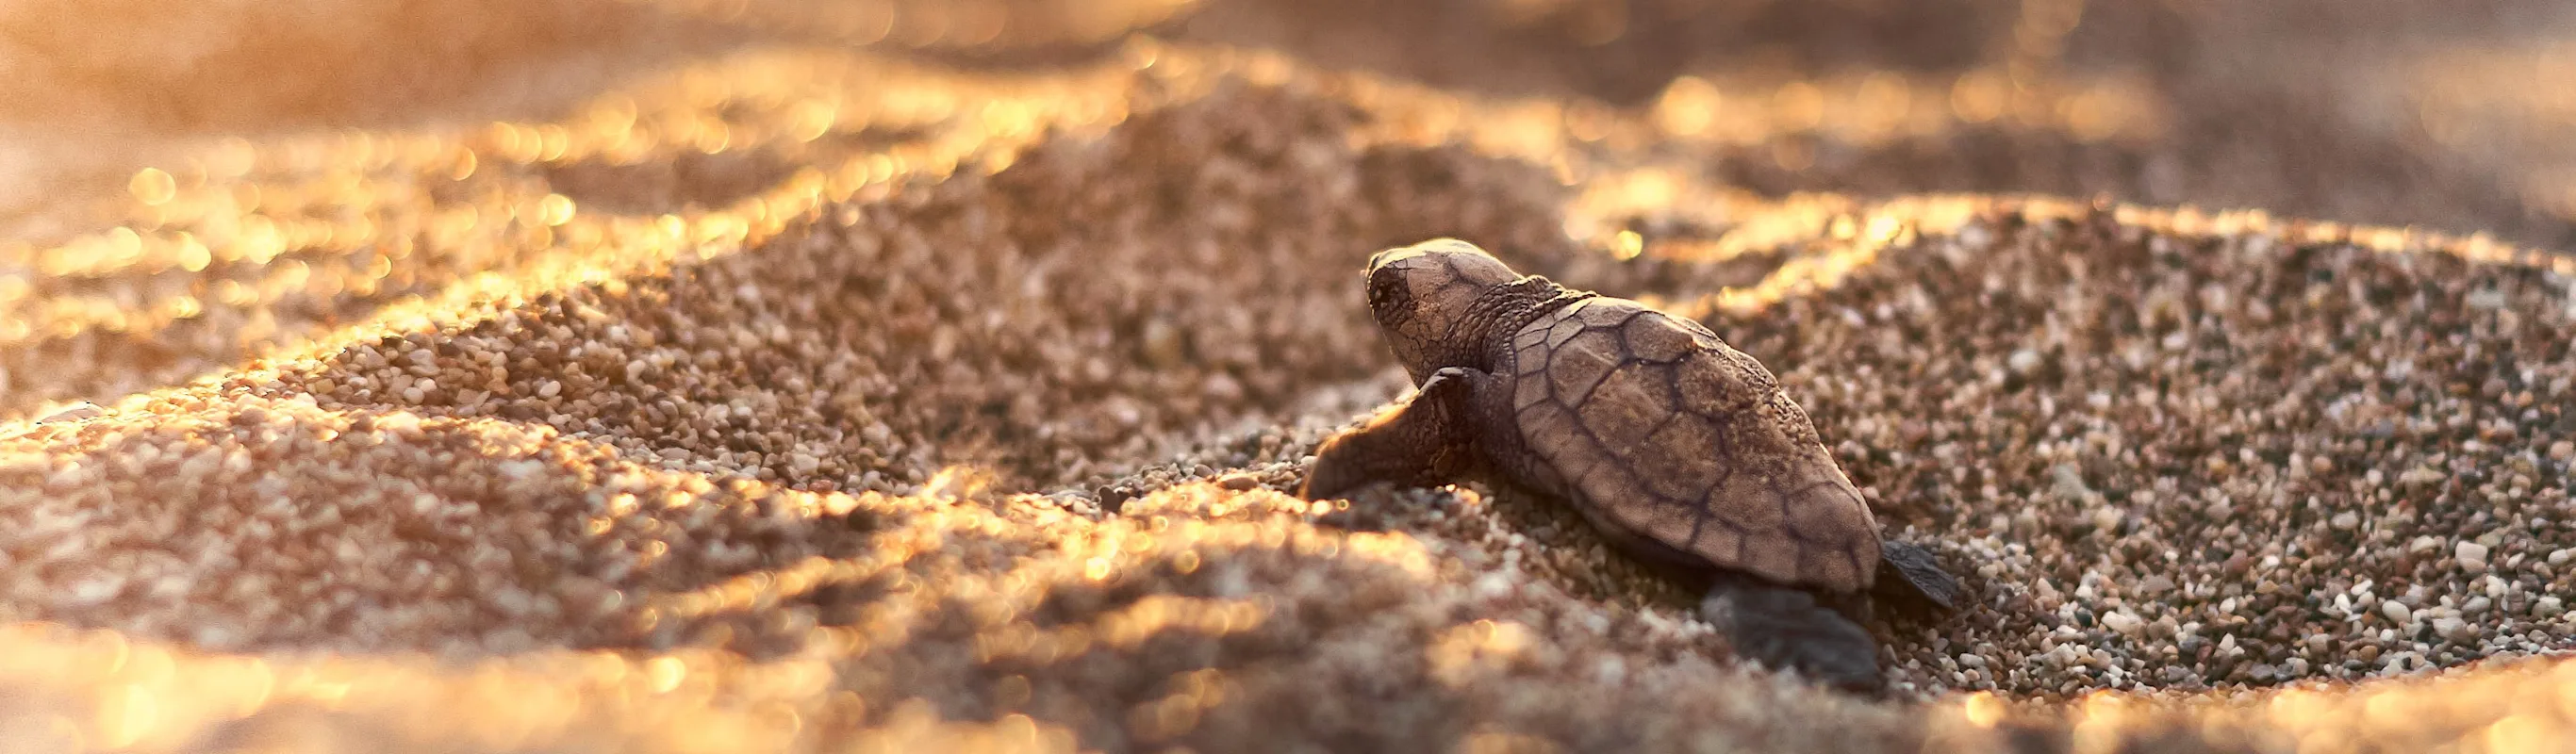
[1593,657,1627,684]
[35,402,104,424]
[2456,541,2491,570]
[2033,579,2062,606]
[376,412,421,434]
[2383,600,2413,625]
[64,574,125,606]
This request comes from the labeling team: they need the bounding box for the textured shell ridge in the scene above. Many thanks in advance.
[1503,297,1879,592]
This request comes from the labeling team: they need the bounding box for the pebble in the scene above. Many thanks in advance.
[2137,575,2175,596]
[1141,320,1186,369]
[34,402,104,424]
[2456,541,2492,570]
[2007,349,2042,374]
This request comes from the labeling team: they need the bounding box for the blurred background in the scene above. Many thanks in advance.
[6,0,2576,251]
[2,0,2573,427]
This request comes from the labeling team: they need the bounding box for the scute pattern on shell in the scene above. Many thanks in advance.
[1503,298,1879,592]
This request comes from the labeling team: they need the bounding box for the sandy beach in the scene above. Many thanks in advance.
[4,1,2576,751]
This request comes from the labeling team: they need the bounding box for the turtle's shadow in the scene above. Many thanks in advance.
[1337,474,1991,631]
[1310,460,2005,702]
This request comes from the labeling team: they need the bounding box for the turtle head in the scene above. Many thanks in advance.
[1363,238,1523,382]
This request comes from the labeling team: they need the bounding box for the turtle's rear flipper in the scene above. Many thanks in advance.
[1873,540,1962,617]
[1299,368,1486,500]
[1701,574,1885,696]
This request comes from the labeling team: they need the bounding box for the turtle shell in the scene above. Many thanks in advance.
[1500,297,1879,592]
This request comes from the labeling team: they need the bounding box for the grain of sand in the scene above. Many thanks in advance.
[5,1,2576,752]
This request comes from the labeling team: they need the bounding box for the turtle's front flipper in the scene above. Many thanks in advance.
[1874,540,1962,617]
[1300,368,1484,500]
[1701,573,1886,695]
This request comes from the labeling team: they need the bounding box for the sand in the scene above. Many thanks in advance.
[4,0,2576,752]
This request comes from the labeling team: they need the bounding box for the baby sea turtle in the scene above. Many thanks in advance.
[1299,238,1961,694]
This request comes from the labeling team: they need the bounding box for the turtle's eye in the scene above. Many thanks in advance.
[1365,271,1413,328]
